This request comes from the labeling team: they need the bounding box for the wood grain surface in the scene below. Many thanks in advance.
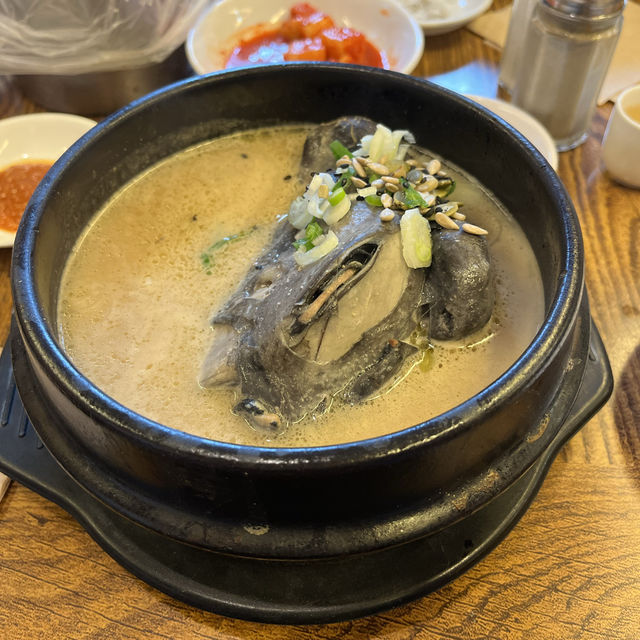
[1,6,640,639]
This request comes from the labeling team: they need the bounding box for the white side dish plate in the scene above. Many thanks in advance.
[186,0,424,75]
[0,113,96,248]
[466,95,559,170]
[396,0,493,35]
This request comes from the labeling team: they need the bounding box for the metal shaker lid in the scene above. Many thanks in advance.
[544,0,625,18]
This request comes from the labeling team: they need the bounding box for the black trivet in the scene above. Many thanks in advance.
[0,323,612,624]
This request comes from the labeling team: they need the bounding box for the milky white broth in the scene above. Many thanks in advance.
[57,126,544,448]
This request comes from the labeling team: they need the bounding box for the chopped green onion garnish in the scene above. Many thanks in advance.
[332,170,353,192]
[200,227,256,273]
[365,194,383,207]
[400,209,432,269]
[435,179,456,198]
[323,193,351,225]
[294,230,339,266]
[306,220,323,242]
[293,220,324,251]
[403,185,428,209]
[330,140,353,160]
[357,186,377,198]
[329,187,346,206]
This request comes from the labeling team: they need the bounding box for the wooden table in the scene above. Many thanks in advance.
[1,16,639,640]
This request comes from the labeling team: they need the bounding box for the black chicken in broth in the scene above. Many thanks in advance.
[58,118,543,447]
[200,117,495,431]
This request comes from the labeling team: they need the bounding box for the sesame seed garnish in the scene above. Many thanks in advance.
[351,177,368,189]
[352,158,366,178]
[367,161,390,175]
[435,212,460,230]
[462,222,488,235]
[427,159,441,175]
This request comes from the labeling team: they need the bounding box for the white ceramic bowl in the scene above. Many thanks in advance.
[0,113,96,247]
[466,95,559,170]
[396,0,493,35]
[186,0,424,75]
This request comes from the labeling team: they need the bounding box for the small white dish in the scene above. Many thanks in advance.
[602,84,640,189]
[0,113,96,247]
[186,0,424,75]
[396,0,493,35]
[466,95,559,170]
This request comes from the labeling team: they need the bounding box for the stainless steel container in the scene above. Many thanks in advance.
[12,46,191,116]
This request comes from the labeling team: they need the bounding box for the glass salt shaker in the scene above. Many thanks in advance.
[498,0,539,95]
[511,0,625,151]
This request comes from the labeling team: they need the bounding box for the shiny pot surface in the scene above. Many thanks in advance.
[11,65,599,560]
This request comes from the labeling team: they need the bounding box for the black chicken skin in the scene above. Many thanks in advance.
[200,117,494,430]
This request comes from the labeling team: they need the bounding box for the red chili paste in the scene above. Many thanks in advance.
[225,3,388,69]
[0,161,53,232]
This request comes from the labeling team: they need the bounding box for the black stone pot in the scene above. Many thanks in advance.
[8,65,612,621]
